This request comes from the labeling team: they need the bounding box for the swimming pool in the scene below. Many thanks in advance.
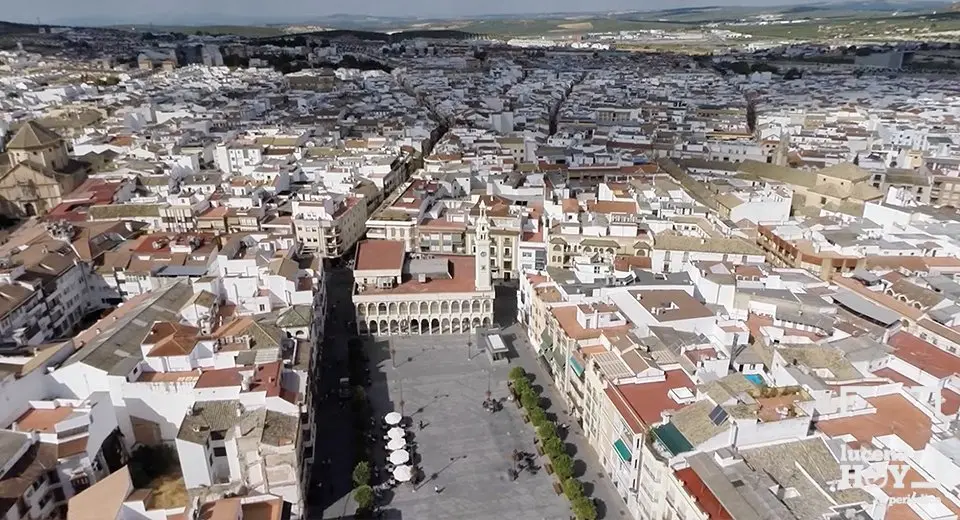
[744,374,765,385]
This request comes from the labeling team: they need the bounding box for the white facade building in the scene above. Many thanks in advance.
[354,203,497,336]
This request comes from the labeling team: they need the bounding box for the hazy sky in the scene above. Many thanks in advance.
[7,0,821,26]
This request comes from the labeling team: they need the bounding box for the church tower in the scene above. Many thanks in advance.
[474,201,492,291]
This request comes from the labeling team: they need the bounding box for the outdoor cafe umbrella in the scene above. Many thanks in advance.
[387,437,406,451]
[387,427,406,440]
[385,412,403,425]
[389,449,410,465]
[392,465,413,482]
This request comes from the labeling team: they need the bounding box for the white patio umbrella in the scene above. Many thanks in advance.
[387,437,406,451]
[392,465,413,482]
[384,412,402,425]
[389,449,410,465]
[387,427,406,440]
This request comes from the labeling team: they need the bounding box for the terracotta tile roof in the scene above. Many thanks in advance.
[871,367,918,386]
[250,361,282,397]
[604,370,695,433]
[240,497,284,520]
[67,465,131,520]
[354,240,405,271]
[144,322,202,358]
[888,332,960,379]
[923,257,960,269]
[13,406,75,433]
[586,200,638,214]
[57,436,88,458]
[613,255,652,271]
[674,468,733,520]
[521,229,544,243]
[194,367,243,389]
[816,394,932,450]
[942,388,960,415]
[526,273,548,285]
[358,255,482,295]
[635,290,714,322]
[138,370,200,383]
[551,306,632,341]
[199,497,241,520]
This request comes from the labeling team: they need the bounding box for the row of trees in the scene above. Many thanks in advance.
[352,461,375,512]
[509,367,597,520]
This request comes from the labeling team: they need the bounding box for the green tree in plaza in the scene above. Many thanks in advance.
[528,406,548,427]
[551,453,574,481]
[563,478,584,500]
[544,436,565,459]
[571,496,597,520]
[353,485,374,511]
[509,366,527,381]
[352,461,371,487]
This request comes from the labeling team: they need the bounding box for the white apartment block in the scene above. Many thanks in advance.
[292,196,367,259]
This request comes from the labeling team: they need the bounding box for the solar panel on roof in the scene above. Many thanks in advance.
[708,405,729,426]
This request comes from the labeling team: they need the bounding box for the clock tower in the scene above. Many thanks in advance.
[475,201,492,291]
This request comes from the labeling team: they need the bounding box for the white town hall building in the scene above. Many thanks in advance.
[353,202,497,335]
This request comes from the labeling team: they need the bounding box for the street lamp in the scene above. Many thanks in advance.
[390,344,396,369]
[399,379,405,416]
[485,370,491,401]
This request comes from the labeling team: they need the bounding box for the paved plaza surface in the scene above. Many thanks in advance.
[505,323,629,519]
[363,334,572,520]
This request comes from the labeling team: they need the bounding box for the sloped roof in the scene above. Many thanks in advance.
[737,160,816,188]
[7,121,62,150]
[818,162,871,182]
[0,441,58,516]
[65,282,194,375]
[67,465,131,520]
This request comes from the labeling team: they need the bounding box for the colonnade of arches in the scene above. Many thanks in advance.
[356,298,493,317]
[355,297,494,336]
[358,316,494,336]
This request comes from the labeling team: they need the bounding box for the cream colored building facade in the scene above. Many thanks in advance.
[354,204,496,336]
[0,121,89,217]
[365,210,418,251]
[292,196,367,259]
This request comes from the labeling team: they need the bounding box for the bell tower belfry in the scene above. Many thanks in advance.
[475,201,492,291]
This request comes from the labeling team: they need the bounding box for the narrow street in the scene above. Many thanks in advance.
[309,267,359,519]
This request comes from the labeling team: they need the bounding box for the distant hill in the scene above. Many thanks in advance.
[0,20,52,35]
[1,0,956,40]
[260,28,484,43]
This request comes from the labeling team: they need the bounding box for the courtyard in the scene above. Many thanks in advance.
[359,334,572,520]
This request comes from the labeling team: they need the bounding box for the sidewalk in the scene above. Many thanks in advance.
[506,323,629,519]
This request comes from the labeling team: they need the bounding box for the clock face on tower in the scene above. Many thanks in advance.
[480,251,487,258]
